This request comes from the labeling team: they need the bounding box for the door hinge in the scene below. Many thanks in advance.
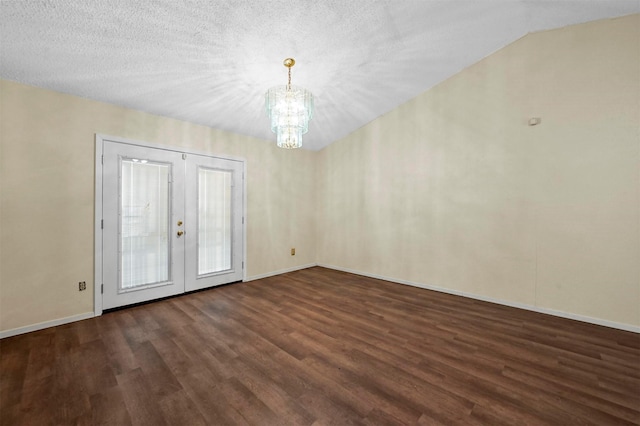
[101,284,104,294]
[101,155,104,164]
[182,153,187,160]
[242,261,244,269]
[242,217,244,224]
[101,219,103,229]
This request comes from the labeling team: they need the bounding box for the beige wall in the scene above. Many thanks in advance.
[317,14,640,328]
[0,81,317,332]
[1,14,638,334]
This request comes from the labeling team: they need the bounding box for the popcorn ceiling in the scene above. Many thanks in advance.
[0,0,636,150]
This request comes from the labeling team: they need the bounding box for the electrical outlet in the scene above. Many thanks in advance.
[291,248,295,256]
[78,281,86,291]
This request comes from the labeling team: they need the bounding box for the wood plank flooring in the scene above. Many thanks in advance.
[1,266,639,425]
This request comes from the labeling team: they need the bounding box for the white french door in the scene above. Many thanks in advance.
[99,139,243,310]
[184,153,243,291]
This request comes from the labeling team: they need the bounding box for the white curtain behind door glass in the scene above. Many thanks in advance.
[120,160,170,289]
[198,168,232,275]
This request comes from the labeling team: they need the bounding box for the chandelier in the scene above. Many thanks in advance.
[265,58,314,149]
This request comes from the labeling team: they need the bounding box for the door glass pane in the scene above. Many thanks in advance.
[198,168,232,275]
[120,158,171,290]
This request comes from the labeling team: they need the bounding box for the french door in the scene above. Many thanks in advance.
[100,139,243,310]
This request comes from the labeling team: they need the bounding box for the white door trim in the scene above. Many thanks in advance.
[94,134,247,316]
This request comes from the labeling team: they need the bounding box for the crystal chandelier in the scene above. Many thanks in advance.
[265,58,314,149]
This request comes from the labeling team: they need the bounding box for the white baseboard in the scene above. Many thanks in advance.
[5,264,636,338]
[245,263,317,282]
[0,312,96,339]
[318,263,640,334]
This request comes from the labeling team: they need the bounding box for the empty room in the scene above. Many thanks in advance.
[1,1,639,425]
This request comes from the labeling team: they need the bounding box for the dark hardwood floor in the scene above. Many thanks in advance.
[1,266,639,425]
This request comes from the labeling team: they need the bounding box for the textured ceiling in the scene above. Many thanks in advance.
[1,1,638,150]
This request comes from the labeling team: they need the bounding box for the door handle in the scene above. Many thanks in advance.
[177,230,184,237]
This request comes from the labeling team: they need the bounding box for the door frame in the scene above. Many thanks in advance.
[94,134,247,316]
